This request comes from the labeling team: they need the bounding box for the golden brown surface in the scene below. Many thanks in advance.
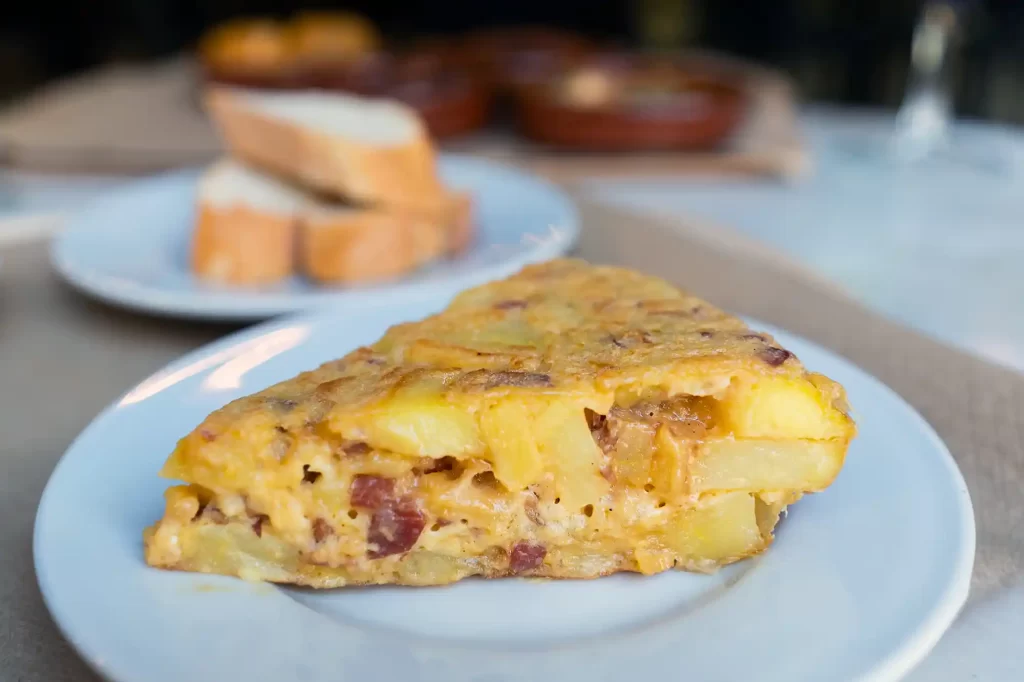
[205,87,447,210]
[199,19,292,75]
[198,13,379,74]
[190,161,470,286]
[191,203,297,285]
[286,11,381,64]
[146,259,855,586]
[301,208,444,284]
[442,191,475,254]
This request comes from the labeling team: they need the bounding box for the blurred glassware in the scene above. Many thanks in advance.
[891,1,958,162]
[840,0,1008,175]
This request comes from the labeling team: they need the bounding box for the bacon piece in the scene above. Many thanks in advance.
[509,541,546,573]
[349,475,395,509]
[367,498,425,558]
[312,518,333,543]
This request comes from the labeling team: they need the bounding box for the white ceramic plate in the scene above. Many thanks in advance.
[35,301,975,682]
[50,156,577,321]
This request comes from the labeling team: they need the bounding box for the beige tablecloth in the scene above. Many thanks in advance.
[1,199,1022,680]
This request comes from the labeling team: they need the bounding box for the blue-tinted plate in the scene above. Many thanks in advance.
[51,156,577,320]
[35,299,974,682]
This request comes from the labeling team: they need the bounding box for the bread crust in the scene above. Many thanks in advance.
[301,208,444,283]
[191,155,470,286]
[205,87,446,209]
[192,202,296,285]
[444,191,475,254]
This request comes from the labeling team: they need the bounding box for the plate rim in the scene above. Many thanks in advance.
[49,154,579,321]
[33,306,976,682]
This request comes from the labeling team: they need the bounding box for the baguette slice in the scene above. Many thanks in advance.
[443,191,474,254]
[300,190,474,283]
[193,160,462,286]
[192,159,305,285]
[205,87,446,209]
[302,206,444,284]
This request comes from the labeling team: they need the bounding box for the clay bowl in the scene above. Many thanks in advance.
[462,26,593,93]
[204,50,493,140]
[201,63,314,90]
[516,52,747,151]
[315,50,493,139]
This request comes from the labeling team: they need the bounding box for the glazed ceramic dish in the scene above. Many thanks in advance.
[50,155,577,321]
[517,53,746,150]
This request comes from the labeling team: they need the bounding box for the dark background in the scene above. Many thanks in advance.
[3,0,1024,121]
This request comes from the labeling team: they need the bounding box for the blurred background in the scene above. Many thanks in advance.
[1,0,1023,376]
[2,0,1024,122]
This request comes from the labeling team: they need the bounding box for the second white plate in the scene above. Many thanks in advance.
[51,155,578,320]
[35,299,975,682]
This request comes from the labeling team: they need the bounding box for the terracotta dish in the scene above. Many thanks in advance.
[516,53,747,151]
[199,13,380,90]
[319,51,492,139]
[198,18,300,89]
[462,26,593,92]
[204,47,491,139]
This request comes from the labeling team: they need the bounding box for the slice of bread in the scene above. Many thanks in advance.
[205,87,446,209]
[443,191,474,254]
[302,207,443,284]
[299,187,474,284]
[192,159,305,285]
[192,159,467,286]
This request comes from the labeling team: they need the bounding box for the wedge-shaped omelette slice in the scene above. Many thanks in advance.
[145,259,855,586]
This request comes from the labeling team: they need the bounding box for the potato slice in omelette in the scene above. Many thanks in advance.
[144,259,855,586]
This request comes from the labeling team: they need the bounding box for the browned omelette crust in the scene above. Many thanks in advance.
[145,259,854,586]
[194,259,803,410]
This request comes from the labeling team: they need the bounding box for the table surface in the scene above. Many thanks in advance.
[4,108,1023,374]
